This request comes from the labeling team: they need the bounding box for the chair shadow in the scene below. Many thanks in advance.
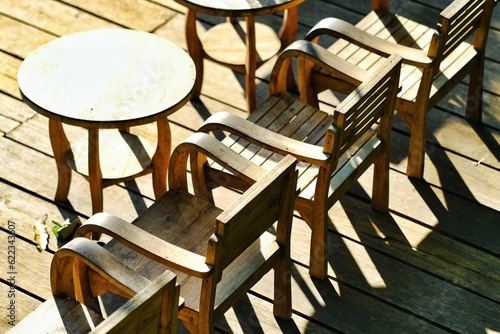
[299,183,500,332]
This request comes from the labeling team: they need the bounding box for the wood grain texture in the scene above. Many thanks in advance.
[1,0,499,332]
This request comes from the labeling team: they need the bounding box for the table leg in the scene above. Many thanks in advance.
[49,119,72,203]
[279,7,299,90]
[152,118,170,199]
[278,7,299,50]
[185,9,203,99]
[88,129,103,214]
[245,16,257,113]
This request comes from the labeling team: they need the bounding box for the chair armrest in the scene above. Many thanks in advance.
[305,17,433,68]
[198,112,332,166]
[51,237,151,299]
[278,40,370,88]
[170,132,268,187]
[75,213,212,278]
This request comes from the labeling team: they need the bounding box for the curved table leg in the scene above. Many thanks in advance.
[88,129,103,214]
[279,7,299,90]
[245,16,257,113]
[49,120,72,203]
[185,9,203,99]
[152,118,170,199]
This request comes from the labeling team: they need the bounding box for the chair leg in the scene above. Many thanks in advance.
[298,58,320,109]
[372,153,390,212]
[465,64,484,123]
[308,206,328,279]
[406,104,429,179]
[273,258,292,319]
[185,9,203,99]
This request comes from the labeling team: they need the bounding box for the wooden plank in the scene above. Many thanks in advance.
[409,107,499,170]
[0,230,53,300]
[254,260,449,332]
[0,135,154,221]
[0,14,55,59]
[281,217,500,333]
[326,195,500,300]
[352,163,500,255]
[387,129,500,210]
[6,112,197,200]
[301,232,499,332]
[0,94,36,124]
[0,52,22,98]
[0,182,84,252]
[295,0,366,28]
[0,114,19,134]
[433,81,500,129]
[1,0,119,36]
[151,0,188,13]
[60,0,177,31]
[217,292,330,333]
[0,285,43,333]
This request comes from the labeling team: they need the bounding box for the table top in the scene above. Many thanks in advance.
[18,29,196,129]
[175,0,304,17]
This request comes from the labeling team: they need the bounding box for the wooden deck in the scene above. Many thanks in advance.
[1,0,499,332]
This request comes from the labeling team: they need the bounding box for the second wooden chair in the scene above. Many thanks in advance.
[195,40,402,279]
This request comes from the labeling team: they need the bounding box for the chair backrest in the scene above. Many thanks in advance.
[92,270,178,334]
[210,154,297,271]
[332,53,401,159]
[428,0,496,63]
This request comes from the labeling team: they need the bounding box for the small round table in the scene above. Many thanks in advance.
[175,0,304,113]
[18,29,196,214]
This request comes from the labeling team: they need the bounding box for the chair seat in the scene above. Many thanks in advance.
[104,190,220,279]
[208,94,381,203]
[102,188,281,319]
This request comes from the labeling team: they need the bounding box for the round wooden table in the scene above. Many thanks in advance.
[18,29,196,214]
[175,0,304,113]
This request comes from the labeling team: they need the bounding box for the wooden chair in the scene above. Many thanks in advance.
[74,135,298,334]
[195,40,402,279]
[9,238,179,334]
[301,0,497,179]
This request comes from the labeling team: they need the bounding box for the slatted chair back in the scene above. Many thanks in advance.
[333,57,400,160]
[213,156,296,270]
[435,0,490,60]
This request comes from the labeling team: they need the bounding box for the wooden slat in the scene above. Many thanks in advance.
[59,0,176,31]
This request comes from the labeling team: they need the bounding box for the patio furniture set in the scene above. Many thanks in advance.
[10,0,496,332]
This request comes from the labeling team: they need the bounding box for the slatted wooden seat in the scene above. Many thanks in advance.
[9,238,179,334]
[301,0,497,179]
[194,40,402,279]
[75,135,298,334]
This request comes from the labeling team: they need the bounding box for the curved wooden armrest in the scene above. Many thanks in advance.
[75,213,212,278]
[198,112,332,166]
[271,40,369,95]
[305,17,433,68]
[169,132,267,189]
[51,237,151,299]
